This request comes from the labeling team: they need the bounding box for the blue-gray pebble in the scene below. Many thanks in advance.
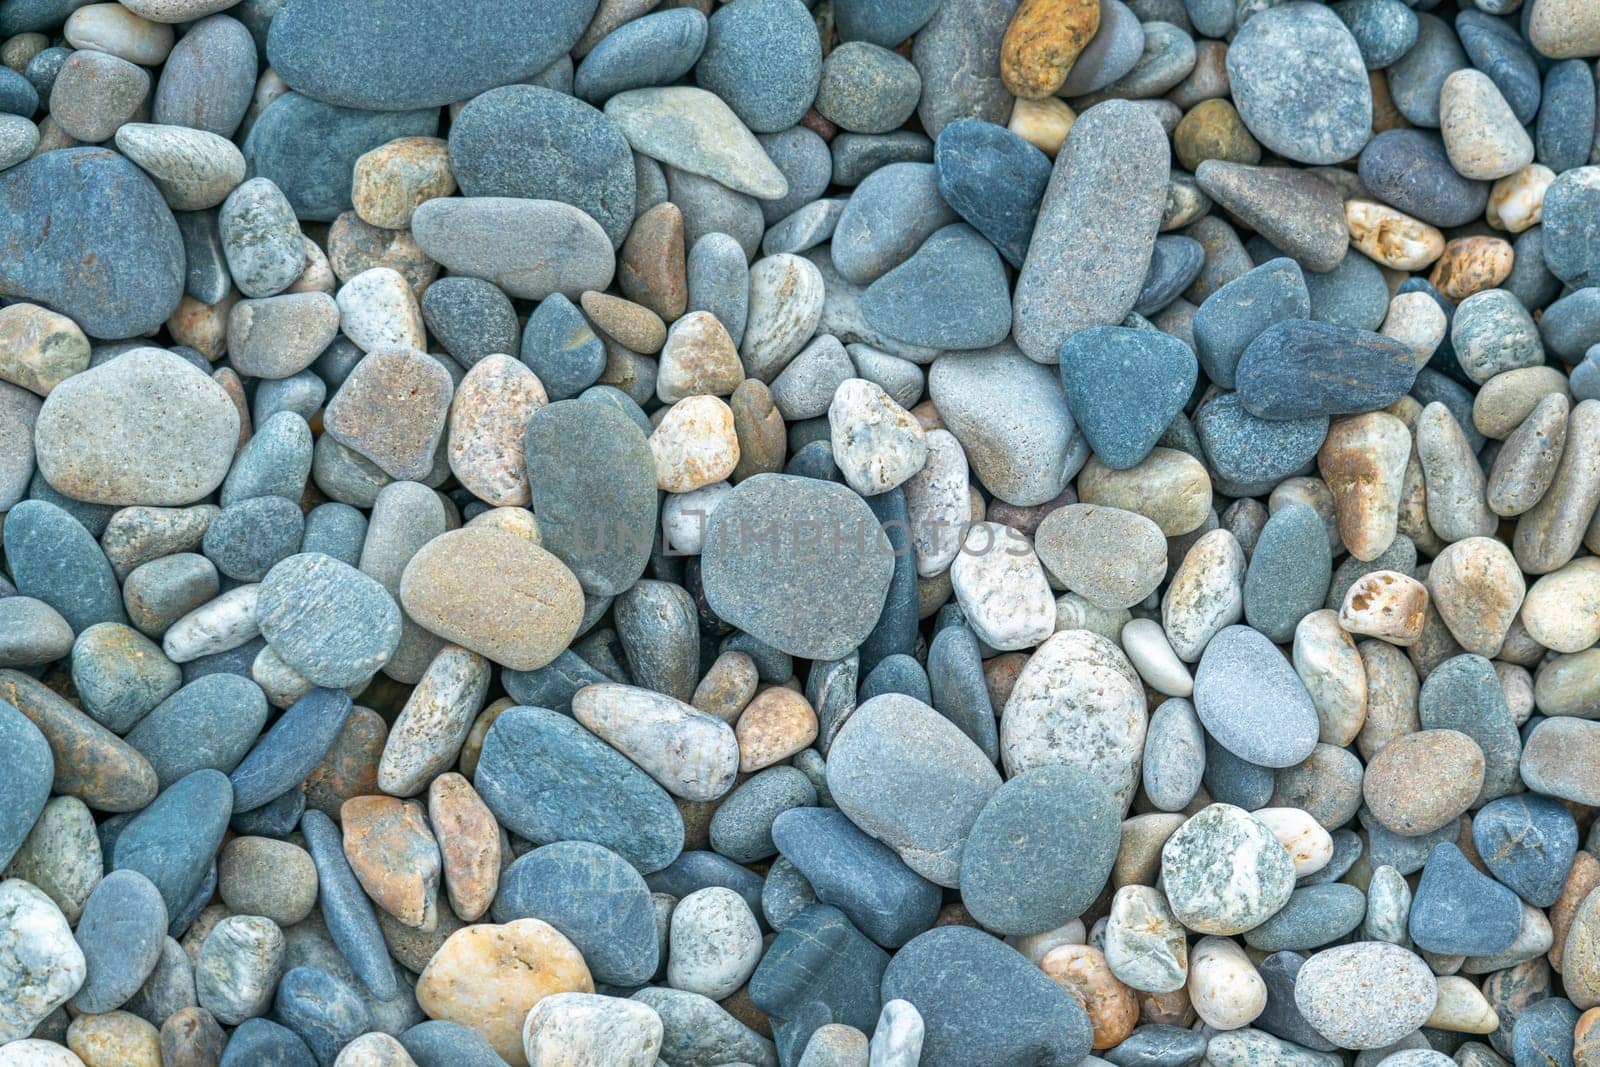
[113,769,233,918]
[1409,842,1521,956]
[695,0,821,133]
[1244,504,1333,643]
[933,119,1051,270]
[1194,625,1320,768]
[1058,325,1198,471]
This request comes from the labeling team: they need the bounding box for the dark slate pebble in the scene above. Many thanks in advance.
[1237,319,1417,420]
[524,398,657,596]
[232,786,306,838]
[0,0,87,34]
[933,118,1051,270]
[1195,391,1328,495]
[1254,951,1339,1052]
[229,689,353,814]
[300,503,365,565]
[241,92,439,222]
[1193,256,1312,391]
[112,768,233,918]
[447,85,635,248]
[1511,997,1579,1067]
[575,8,707,105]
[25,46,69,107]
[299,808,399,1001]
[815,40,922,135]
[1471,794,1577,909]
[169,860,216,939]
[4,499,126,635]
[881,926,1093,1067]
[491,840,659,986]
[1244,503,1333,644]
[474,705,684,873]
[1204,735,1276,810]
[266,0,596,111]
[831,131,935,188]
[220,1018,317,1067]
[1361,808,1458,876]
[1102,1025,1211,1067]
[1538,61,1595,174]
[176,210,231,306]
[1332,0,1420,70]
[860,653,931,705]
[925,623,998,761]
[0,66,39,116]
[153,15,257,139]
[856,486,919,676]
[959,766,1121,937]
[398,1020,508,1067]
[860,223,1012,350]
[125,674,270,791]
[1242,883,1366,951]
[0,148,184,340]
[1409,842,1522,956]
[1303,249,1390,332]
[0,700,50,870]
[1135,235,1206,317]
[72,868,168,1014]
[709,766,818,863]
[1358,129,1488,229]
[421,277,519,368]
[1456,10,1541,125]
[521,293,606,401]
[695,0,822,134]
[749,903,887,1063]
[502,650,610,714]
[203,497,305,582]
[272,965,372,1066]
[771,806,939,949]
[1059,325,1198,471]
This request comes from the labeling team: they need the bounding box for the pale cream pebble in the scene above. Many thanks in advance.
[1425,976,1499,1034]
[1494,661,1535,726]
[1120,618,1193,697]
[827,378,928,497]
[287,236,337,294]
[1519,557,1600,654]
[1379,291,1449,370]
[161,584,261,662]
[950,522,1056,651]
[1346,198,1445,270]
[1339,570,1429,646]
[649,395,740,492]
[1292,610,1367,747]
[336,267,425,353]
[1186,936,1266,1032]
[1009,96,1076,157]
[1487,164,1556,233]
[1251,807,1333,877]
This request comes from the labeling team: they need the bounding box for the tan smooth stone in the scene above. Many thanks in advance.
[1253,806,1333,877]
[691,651,759,725]
[618,202,688,323]
[341,795,442,930]
[1564,886,1600,1009]
[1339,570,1429,646]
[1293,609,1368,747]
[1356,639,1420,761]
[656,311,743,403]
[1521,558,1600,654]
[735,687,819,773]
[1417,402,1496,542]
[1362,728,1485,836]
[1000,0,1101,98]
[1113,813,1184,889]
[1550,852,1600,973]
[649,395,739,492]
[399,527,583,672]
[324,349,452,481]
[1475,366,1572,440]
[1380,291,1448,369]
[352,136,454,230]
[728,379,785,483]
[428,772,500,923]
[1078,448,1213,536]
[63,3,173,63]
[1426,975,1499,1034]
[1488,164,1555,233]
[1318,412,1410,561]
[415,919,594,1066]
[0,303,91,396]
[1440,69,1534,180]
[1186,936,1265,1032]
[1162,529,1245,662]
[582,291,667,355]
[1346,199,1444,270]
[379,645,492,797]
[1428,235,1515,300]
[1425,536,1525,659]
[447,354,547,508]
[66,1012,160,1067]
[1008,96,1076,156]
[1042,945,1139,1050]
[334,1032,418,1067]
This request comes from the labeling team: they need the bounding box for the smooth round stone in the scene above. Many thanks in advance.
[222,412,314,508]
[0,597,70,669]
[218,178,305,300]
[256,553,400,688]
[1237,320,1417,420]
[1013,100,1168,364]
[1242,884,1361,951]
[880,926,1092,1067]
[933,119,1050,270]
[1160,803,1296,935]
[928,347,1081,507]
[124,674,268,791]
[1363,729,1485,837]
[272,965,373,1065]
[1522,717,1600,806]
[1456,10,1540,124]
[861,223,1011,350]
[1472,795,1577,909]
[1135,235,1204,316]
[218,1016,314,1067]
[1334,0,1419,69]
[1225,2,1370,164]
[695,0,819,133]
[112,124,244,214]
[1195,392,1325,497]
[0,112,37,172]
[1192,257,1310,390]
[419,277,517,369]
[1203,734,1274,810]
[1058,326,1196,471]
[398,1021,505,1067]
[1034,504,1166,610]
[911,0,1012,138]
[709,767,816,863]
[1359,130,1488,229]
[0,880,84,1046]
[1193,625,1319,768]
[665,886,761,1000]
[1243,504,1333,644]
[1141,697,1205,813]
[49,49,149,144]
[4,795,99,927]
[70,623,180,733]
[1293,942,1436,1050]
[574,8,706,105]
[1439,69,1534,181]
[218,837,317,928]
[1198,164,1347,276]
[699,474,894,660]
[630,987,774,1067]
[110,769,230,922]
[241,93,439,223]
[448,86,633,248]
[266,0,593,110]
[3,501,126,633]
[1300,250,1388,333]
[1418,654,1520,805]
[605,86,787,201]
[1512,999,1581,1067]
[70,869,166,1016]
[150,13,254,137]
[816,41,921,135]
[959,766,1120,937]
[195,915,284,1026]
[514,293,601,403]
[226,688,352,814]
[1410,843,1522,956]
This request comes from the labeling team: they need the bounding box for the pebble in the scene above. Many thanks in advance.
[1159,803,1296,935]
[1293,942,1436,1049]
[522,993,663,1067]
[1237,320,1417,420]
[1439,69,1534,181]
[1411,843,1522,957]
[1195,625,1319,768]
[71,869,167,1015]
[410,196,614,301]
[195,915,284,1026]
[1225,3,1370,165]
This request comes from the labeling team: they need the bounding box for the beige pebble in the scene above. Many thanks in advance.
[1379,291,1449,369]
[1041,945,1139,1050]
[427,772,501,923]
[1120,618,1192,697]
[1515,398,1600,575]
[1162,529,1245,662]
[288,235,337,295]
[64,3,173,64]
[1292,610,1368,747]
[656,311,744,403]
[1425,536,1525,658]
[649,395,740,492]
[828,378,928,497]
[1114,813,1184,889]
[1186,936,1265,1032]
[1417,401,1497,542]
[1475,366,1571,440]
[1006,919,1086,966]
[1362,728,1485,836]
[334,1033,418,1067]
[1318,412,1411,561]
[735,687,819,772]
[167,292,234,362]
[573,683,740,802]
[1550,851,1600,973]
[1252,806,1333,877]
[1488,163,1555,233]
[1426,976,1499,1034]
[1520,557,1600,654]
[1488,391,1569,517]
[1356,639,1420,762]
[581,291,667,355]
[446,354,547,508]
[1008,97,1076,157]
[352,136,455,230]
[1440,69,1535,180]
[65,1012,161,1067]
[1339,570,1429,646]
[1078,448,1213,536]
[691,651,759,724]
[0,303,91,397]
[1345,199,1444,270]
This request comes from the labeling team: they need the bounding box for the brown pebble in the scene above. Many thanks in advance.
[1428,235,1514,300]
[166,293,233,362]
[1174,99,1261,172]
[1000,0,1101,99]
[692,651,760,724]
[983,653,1029,711]
[1042,945,1139,1050]
[327,211,438,295]
[352,136,455,230]
[729,379,785,482]
[160,1006,226,1067]
[324,349,453,481]
[212,365,251,448]
[428,772,501,923]
[304,704,388,819]
[580,291,667,354]
[341,794,443,930]
[1553,852,1600,973]
[619,202,688,322]
[657,310,745,403]
[1139,986,1197,1028]
[1362,728,1485,836]
[735,687,819,772]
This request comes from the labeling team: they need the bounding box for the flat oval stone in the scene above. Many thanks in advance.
[1226,2,1371,165]
[1194,626,1319,769]
[257,553,401,687]
[0,669,158,814]
[227,688,353,813]
[474,705,683,873]
[35,349,238,507]
[124,674,269,790]
[111,769,231,919]
[1034,503,1166,610]
[70,870,166,1016]
[695,0,819,133]
[960,766,1120,937]
[861,223,1011,350]
[266,0,596,111]
[1359,130,1487,230]
[933,119,1050,270]
[1293,942,1435,1049]
[411,196,615,301]
[0,148,183,340]
[1192,257,1310,391]
[1237,320,1417,420]
[152,14,255,139]
[572,683,738,803]
[1244,504,1333,643]
[880,926,1092,1067]
[1013,100,1169,365]
[448,86,634,248]
[1160,803,1296,935]
[3,501,126,633]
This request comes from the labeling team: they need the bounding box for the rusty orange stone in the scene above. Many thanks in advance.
[1000,0,1101,99]
[735,686,819,772]
[341,794,443,931]
[427,772,501,923]
[1428,235,1514,299]
[1042,944,1140,1049]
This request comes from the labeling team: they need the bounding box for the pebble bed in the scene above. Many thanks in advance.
[0,0,1599,1065]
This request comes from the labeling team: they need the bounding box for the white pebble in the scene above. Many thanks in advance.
[161,584,261,662]
[1187,935,1266,1032]
[1120,618,1193,697]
